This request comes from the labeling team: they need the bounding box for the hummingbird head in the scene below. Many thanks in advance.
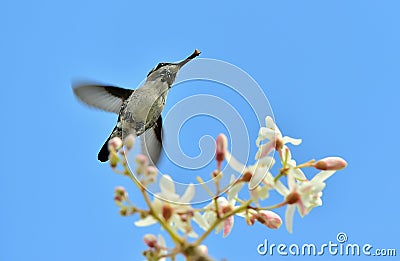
[146,49,201,86]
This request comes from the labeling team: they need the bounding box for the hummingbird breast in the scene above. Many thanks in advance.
[119,82,169,137]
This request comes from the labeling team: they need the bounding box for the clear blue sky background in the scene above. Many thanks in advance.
[1,1,399,260]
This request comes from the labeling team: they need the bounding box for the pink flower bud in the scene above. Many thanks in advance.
[108,137,123,151]
[197,245,208,255]
[109,151,119,168]
[257,210,282,229]
[314,157,347,170]
[216,134,228,169]
[146,166,158,177]
[115,186,127,198]
[135,154,148,166]
[143,234,157,248]
[124,134,136,150]
[135,154,148,174]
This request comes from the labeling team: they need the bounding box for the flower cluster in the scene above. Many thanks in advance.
[108,116,347,260]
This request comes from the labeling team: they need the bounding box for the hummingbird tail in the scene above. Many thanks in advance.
[98,138,110,162]
[98,127,120,162]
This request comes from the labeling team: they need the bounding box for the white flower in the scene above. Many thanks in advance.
[256,116,302,159]
[225,150,280,191]
[202,197,235,237]
[201,176,243,237]
[276,170,336,233]
[224,116,302,189]
[281,146,308,181]
[135,175,198,237]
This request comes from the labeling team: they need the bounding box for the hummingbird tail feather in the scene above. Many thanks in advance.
[98,127,120,162]
[98,138,110,162]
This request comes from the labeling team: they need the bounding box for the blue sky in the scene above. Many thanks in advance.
[1,1,399,260]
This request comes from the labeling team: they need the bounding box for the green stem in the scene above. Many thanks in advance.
[283,148,289,168]
[274,169,288,182]
[250,201,287,211]
[123,165,184,245]
[214,196,220,218]
[295,159,315,169]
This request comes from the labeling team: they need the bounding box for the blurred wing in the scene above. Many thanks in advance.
[141,116,163,166]
[73,83,133,114]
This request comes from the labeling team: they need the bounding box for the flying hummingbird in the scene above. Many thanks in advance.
[73,49,201,164]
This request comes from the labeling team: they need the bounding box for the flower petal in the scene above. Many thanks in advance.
[160,175,176,195]
[255,142,275,159]
[289,167,307,181]
[215,222,223,234]
[266,116,283,137]
[180,183,195,203]
[282,136,302,145]
[193,211,209,231]
[223,216,234,237]
[225,151,247,174]
[249,166,267,190]
[274,180,289,196]
[258,156,276,167]
[311,170,336,183]
[228,182,244,202]
[157,235,167,261]
[251,186,269,204]
[187,230,199,238]
[203,211,216,227]
[285,205,296,233]
[257,186,269,200]
[217,197,229,208]
[134,216,157,227]
[249,158,275,190]
[265,116,276,130]
[297,199,307,217]
[287,172,296,191]
[258,127,275,141]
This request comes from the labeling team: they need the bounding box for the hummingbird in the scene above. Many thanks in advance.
[73,49,201,164]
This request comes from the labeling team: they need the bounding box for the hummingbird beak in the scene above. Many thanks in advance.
[177,49,201,68]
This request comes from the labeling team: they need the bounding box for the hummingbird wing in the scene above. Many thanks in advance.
[73,83,133,113]
[141,116,163,166]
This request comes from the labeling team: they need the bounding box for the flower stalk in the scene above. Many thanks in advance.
[106,116,347,260]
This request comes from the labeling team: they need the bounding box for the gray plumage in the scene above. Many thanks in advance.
[73,50,200,165]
